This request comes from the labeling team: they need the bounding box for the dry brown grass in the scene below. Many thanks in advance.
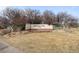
[3,28,79,52]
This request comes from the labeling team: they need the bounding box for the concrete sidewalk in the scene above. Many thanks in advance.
[0,42,21,53]
[0,35,22,53]
[0,41,22,53]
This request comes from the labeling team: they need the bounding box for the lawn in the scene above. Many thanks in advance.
[3,28,79,52]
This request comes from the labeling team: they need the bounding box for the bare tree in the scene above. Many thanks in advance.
[32,10,42,24]
[25,9,41,24]
[3,7,27,31]
[57,12,69,29]
[43,10,55,25]
[0,16,9,29]
[25,9,41,30]
[2,7,79,32]
[66,15,78,28]
[57,12,78,29]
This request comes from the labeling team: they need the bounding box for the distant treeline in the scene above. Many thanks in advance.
[0,7,79,30]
